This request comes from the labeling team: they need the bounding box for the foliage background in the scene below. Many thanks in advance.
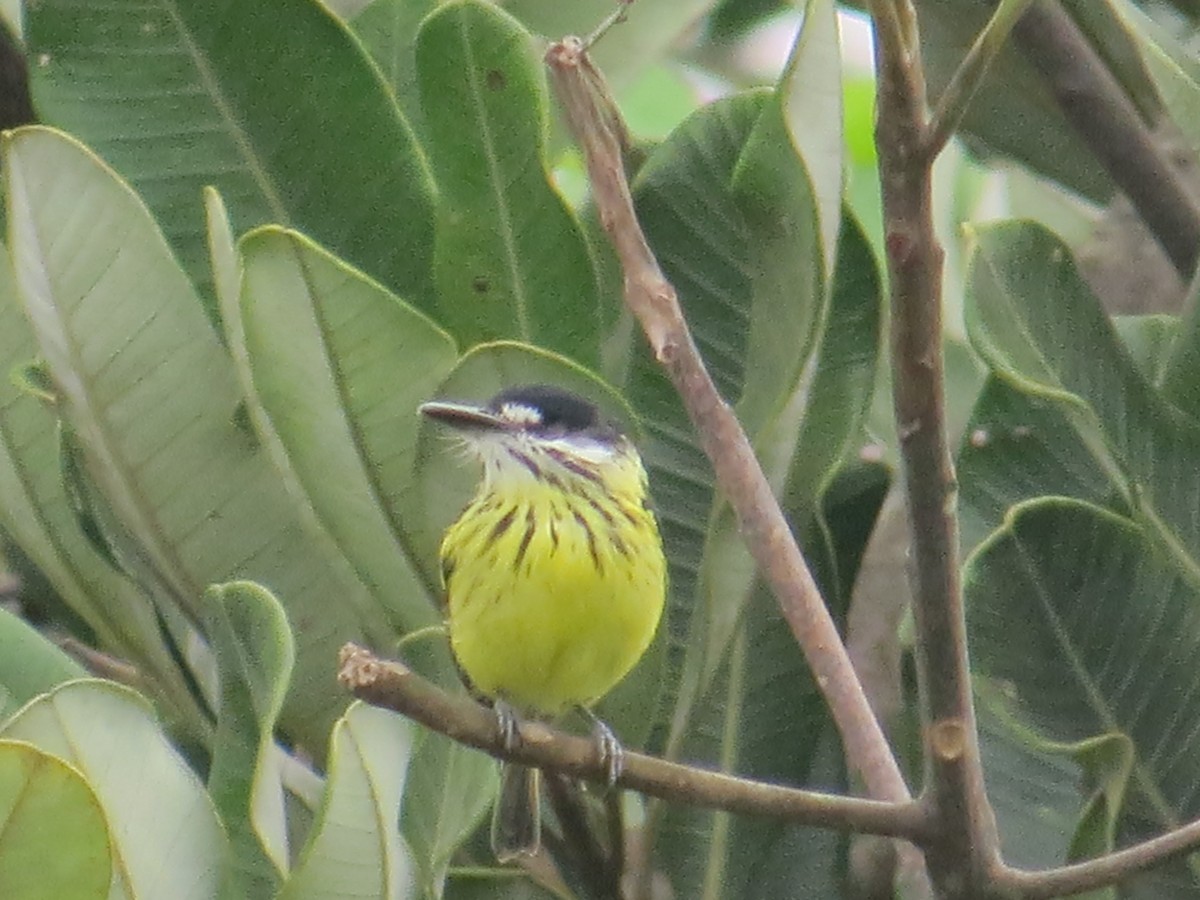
[2,0,1200,898]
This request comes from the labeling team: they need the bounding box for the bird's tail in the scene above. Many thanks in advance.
[491,762,541,861]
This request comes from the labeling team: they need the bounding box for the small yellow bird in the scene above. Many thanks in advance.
[420,384,667,861]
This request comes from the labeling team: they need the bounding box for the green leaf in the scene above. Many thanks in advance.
[278,703,414,900]
[352,0,439,134]
[204,582,296,897]
[416,0,600,365]
[0,232,204,731]
[656,460,887,899]
[0,739,111,900]
[778,0,843,283]
[965,220,1200,561]
[236,225,458,630]
[913,0,1165,203]
[977,700,1079,870]
[0,608,84,721]
[401,731,495,898]
[966,498,1200,882]
[4,126,389,748]
[26,0,436,314]
[957,376,1117,554]
[1,680,227,899]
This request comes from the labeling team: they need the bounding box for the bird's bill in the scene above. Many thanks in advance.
[419,400,505,431]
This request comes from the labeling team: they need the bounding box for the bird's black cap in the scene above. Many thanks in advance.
[486,384,602,432]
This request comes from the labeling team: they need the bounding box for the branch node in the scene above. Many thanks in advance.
[929,719,967,762]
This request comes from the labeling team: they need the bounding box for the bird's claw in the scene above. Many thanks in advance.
[494,699,521,752]
[581,709,624,786]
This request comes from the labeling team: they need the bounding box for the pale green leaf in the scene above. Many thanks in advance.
[0,739,111,900]
[1,680,227,900]
[4,126,388,747]
[279,703,414,900]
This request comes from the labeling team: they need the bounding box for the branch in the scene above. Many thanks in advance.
[865,0,1000,894]
[1013,0,1200,279]
[542,34,911,814]
[337,644,927,841]
[993,816,1200,898]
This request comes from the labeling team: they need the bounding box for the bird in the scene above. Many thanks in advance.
[420,383,667,862]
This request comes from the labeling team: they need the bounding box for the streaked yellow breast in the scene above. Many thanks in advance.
[440,446,666,717]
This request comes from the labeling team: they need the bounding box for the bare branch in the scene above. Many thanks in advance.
[542,35,912,810]
[338,644,928,840]
[1013,0,1200,279]
[865,0,1000,894]
[993,816,1200,898]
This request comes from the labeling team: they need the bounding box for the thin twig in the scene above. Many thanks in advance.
[337,644,928,841]
[543,33,912,813]
[993,815,1200,898]
[866,0,1000,895]
[925,0,1035,157]
[1013,0,1200,279]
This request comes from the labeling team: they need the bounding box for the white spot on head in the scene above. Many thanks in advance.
[498,402,542,426]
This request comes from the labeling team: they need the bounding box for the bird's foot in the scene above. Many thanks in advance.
[494,698,522,753]
[579,707,623,786]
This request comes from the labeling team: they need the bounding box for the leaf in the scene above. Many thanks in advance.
[352,0,439,134]
[966,498,1200,884]
[4,126,389,748]
[26,0,436,314]
[957,376,1117,555]
[0,739,111,900]
[0,232,203,730]
[415,0,600,365]
[965,220,1200,563]
[913,0,1165,203]
[401,730,495,898]
[204,582,296,897]
[235,225,458,630]
[1,680,227,900]
[656,460,888,899]
[0,608,84,721]
[278,703,414,900]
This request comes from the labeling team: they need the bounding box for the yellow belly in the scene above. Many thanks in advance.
[442,488,666,717]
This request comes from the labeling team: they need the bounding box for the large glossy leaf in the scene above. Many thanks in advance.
[205,582,296,897]
[0,739,111,900]
[26,0,436,314]
[235,224,458,630]
[416,0,600,365]
[1,680,227,900]
[4,126,390,748]
[278,703,414,900]
[966,499,1200,887]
